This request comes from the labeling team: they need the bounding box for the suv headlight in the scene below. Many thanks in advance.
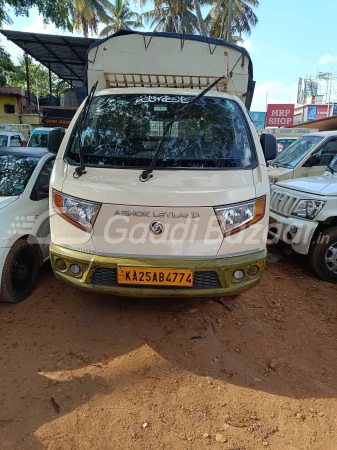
[215,197,266,237]
[53,190,101,232]
[292,200,325,220]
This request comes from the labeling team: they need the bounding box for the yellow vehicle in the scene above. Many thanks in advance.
[47,31,277,298]
[268,130,337,185]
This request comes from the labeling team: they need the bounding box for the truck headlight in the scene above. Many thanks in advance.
[53,190,101,232]
[215,197,265,236]
[292,200,325,220]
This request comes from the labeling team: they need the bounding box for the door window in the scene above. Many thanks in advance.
[10,135,23,147]
[31,159,55,201]
[311,139,337,166]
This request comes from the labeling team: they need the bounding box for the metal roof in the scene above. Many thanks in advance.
[0,30,96,87]
[291,115,337,132]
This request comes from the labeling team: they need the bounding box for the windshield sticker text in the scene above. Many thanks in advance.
[135,95,190,104]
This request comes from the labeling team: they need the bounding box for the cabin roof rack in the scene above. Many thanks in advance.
[104,72,228,92]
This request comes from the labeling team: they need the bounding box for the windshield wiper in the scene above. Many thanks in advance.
[139,74,226,182]
[74,81,98,179]
[276,162,293,168]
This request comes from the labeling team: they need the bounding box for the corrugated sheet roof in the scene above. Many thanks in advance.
[291,115,337,131]
[0,30,96,87]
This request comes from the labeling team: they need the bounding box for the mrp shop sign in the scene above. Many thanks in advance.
[266,104,295,126]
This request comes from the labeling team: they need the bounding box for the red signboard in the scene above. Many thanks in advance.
[265,104,295,126]
[316,105,328,120]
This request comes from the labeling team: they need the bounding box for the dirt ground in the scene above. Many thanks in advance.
[0,246,336,450]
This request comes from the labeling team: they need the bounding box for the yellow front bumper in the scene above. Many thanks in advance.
[50,243,266,297]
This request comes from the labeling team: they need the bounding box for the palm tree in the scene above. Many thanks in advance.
[73,0,112,36]
[192,0,208,36]
[99,0,143,36]
[143,0,199,34]
[205,0,259,41]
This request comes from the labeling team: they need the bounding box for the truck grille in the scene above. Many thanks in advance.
[270,191,297,217]
[91,267,221,290]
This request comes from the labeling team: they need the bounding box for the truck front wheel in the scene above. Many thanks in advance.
[308,227,337,283]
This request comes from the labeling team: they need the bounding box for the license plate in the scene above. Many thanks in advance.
[269,216,277,225]
[117,267,194,287]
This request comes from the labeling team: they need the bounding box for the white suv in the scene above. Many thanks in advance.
[269,156,337,282]
[0,148,54,302]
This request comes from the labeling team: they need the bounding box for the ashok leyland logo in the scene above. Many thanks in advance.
[149,220,165,235]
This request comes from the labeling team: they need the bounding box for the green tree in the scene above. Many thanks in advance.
[192,0,207,36]
[73,0,114,36]
[205,0,259,41]
[8,55,67,97]
[99,0,142,37]
[0,44,15,86]
[0,0,73,30]
[142,0,199,34]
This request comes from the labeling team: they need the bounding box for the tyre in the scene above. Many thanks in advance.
[0,240,40,303]
[308,227,337,283]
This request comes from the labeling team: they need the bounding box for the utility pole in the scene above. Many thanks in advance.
[35,79,39,112]
[327,73,332,117]
[227,0,233,42]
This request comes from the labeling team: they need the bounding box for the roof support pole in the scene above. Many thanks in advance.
[49,63,52,95]
[25,52,31,105]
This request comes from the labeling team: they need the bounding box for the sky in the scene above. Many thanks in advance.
[1,0,337,112]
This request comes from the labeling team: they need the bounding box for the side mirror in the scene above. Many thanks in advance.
[260,134,277,162]
[47,128,65,154]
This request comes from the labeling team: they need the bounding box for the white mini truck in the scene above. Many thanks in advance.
[269,156,337,282]
[48,31,276,297]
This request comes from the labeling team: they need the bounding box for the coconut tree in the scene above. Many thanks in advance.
[192,0,208,36]
[73,0,112,36]
[138,0,207,35]
[99,0,143,36]
[205,0,259,41]
[143,0,199,34]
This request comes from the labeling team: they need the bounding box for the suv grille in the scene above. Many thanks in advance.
[270,190,297,217]
[91,267,221,289]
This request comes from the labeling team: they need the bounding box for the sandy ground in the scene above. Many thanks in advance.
[0,246,336,450]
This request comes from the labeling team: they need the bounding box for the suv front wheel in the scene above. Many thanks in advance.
[0,240,40,303]
[308,227,337,283]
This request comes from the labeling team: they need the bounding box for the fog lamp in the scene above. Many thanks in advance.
[247,265,259,276]
[70,264,81,275]
[55,258,67,271]
[233,269,244,280]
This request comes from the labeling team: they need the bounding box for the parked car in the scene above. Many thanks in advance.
[0,148,55,302]
[27,127,65,148]
[268,130,337,185]
[0,131,27,148]
[269,155,337,282]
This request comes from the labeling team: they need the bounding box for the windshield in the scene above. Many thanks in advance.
[0,135,9,147]
[0,155,39,196]
[66,94,257,170]
[272,135,323,168]
[29,131,49,147]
